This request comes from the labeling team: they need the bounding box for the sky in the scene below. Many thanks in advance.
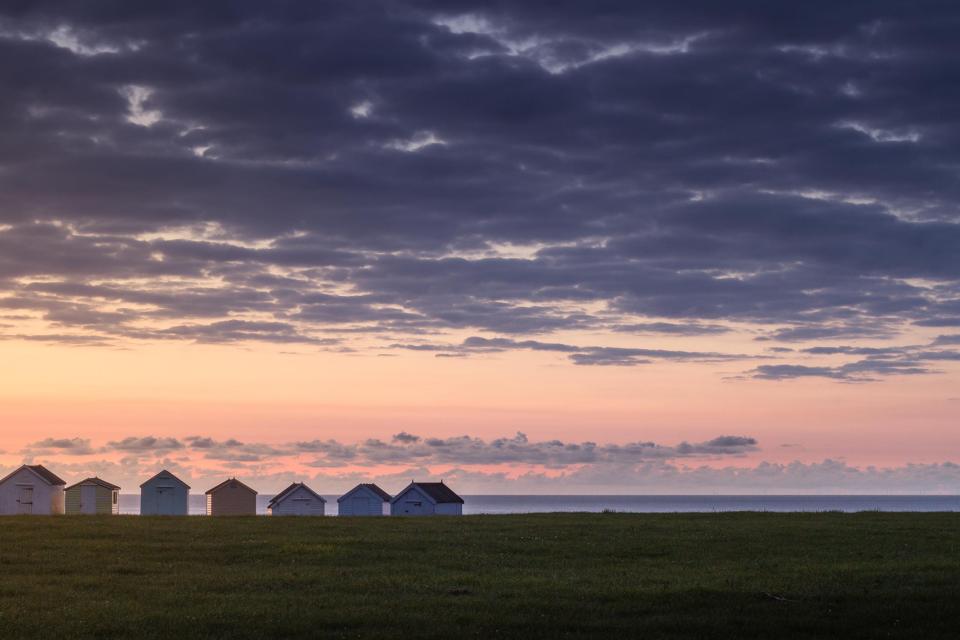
[1,1,959,494]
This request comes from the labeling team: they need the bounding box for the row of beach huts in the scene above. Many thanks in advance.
[0,464,464,516]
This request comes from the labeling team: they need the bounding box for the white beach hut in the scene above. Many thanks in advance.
[337,483,391,516]
[0,465,66,515]
[390,481,464,516]
[140,469,190,515]
[267,482,326,516]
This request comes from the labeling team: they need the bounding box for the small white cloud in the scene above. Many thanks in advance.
[191,145,211,158]
[840,81,861,98]
[433,14,495,36]
[386,131,447,152]
[121,85,162,127]
[0,23,142,57]
[349,100,374,119]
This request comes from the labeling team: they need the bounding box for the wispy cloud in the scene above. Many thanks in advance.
[390,336,753,366]
[746,338,960,381]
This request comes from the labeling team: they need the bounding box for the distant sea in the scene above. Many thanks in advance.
[118,494,960,516]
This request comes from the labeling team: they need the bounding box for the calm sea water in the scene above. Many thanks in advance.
[118,494,960,516]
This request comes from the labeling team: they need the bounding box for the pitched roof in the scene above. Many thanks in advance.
[28,465,67,486]
[140,469,191,489]
[267,482,325,507]
[65,477,121,491]
[0,464,66,486]
[205,477,257,495]
[337,483,391,502]
[400,482,464,504]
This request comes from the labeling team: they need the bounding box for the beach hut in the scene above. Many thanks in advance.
[0,465,66,515]
[140,469,190,516]
[337,483,391,516]
[205,478,257,516]
[267,482,326,516]
[65,477,120,515]
[390,481,464,516]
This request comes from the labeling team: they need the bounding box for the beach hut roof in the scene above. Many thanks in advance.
[393,481,464,504]
[206,477,257,495]
[140,469,191,489]
[268,482,325,507]
[65,476,120,491]
[337,483,391,502]
[0,464,66,486]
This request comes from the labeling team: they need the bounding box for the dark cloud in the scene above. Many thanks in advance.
[24,437,94,455]
[747,337,960,381]
[105,436,184,453]
[0,332,113,346]
[298,431,758,468]
[154,320,338,346]
[0,1,958,379]
[391,335,752,366]
[752,364,847,381]
[759,324,898,343]
[612,322,731,336]
[751,359,933,382]
[183,436,289,462]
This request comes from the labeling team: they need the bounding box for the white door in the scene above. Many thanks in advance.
[17,486,33,514]
[81,485,97,514]
[351,497,369,515]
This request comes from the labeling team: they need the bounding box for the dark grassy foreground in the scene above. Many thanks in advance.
[1,513,959,639]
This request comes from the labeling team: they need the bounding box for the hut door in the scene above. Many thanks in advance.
[17,486,33,514]
[81,485,97,514]
[157,487,174,514]
[351,497,369,515]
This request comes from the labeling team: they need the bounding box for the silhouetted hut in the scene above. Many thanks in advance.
[140,469,190,516]
[337,483,391,516]
[206,478,257,516]
[0,465,66,515]
[65,477,120,515]
[390,481,463,516]
[267,482,326,516]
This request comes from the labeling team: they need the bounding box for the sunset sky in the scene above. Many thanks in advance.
[1,2,958,494]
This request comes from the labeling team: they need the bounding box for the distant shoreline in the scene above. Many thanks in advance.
[111,493,960,515]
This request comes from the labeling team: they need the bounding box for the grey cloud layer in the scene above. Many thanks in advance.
[0,2,959,380]
[33,432,758,467]
[24,437,95,455]
[390,336,753,366]
[10,456,960,496]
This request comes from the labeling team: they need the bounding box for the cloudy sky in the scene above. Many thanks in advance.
[1,1,959,494]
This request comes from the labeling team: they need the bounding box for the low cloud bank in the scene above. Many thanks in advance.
[29,431,755,466]
[5,456,960,496]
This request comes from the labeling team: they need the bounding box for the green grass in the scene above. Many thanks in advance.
[1,513,959,638]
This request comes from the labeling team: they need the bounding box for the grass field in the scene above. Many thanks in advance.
[1,512,959,638]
